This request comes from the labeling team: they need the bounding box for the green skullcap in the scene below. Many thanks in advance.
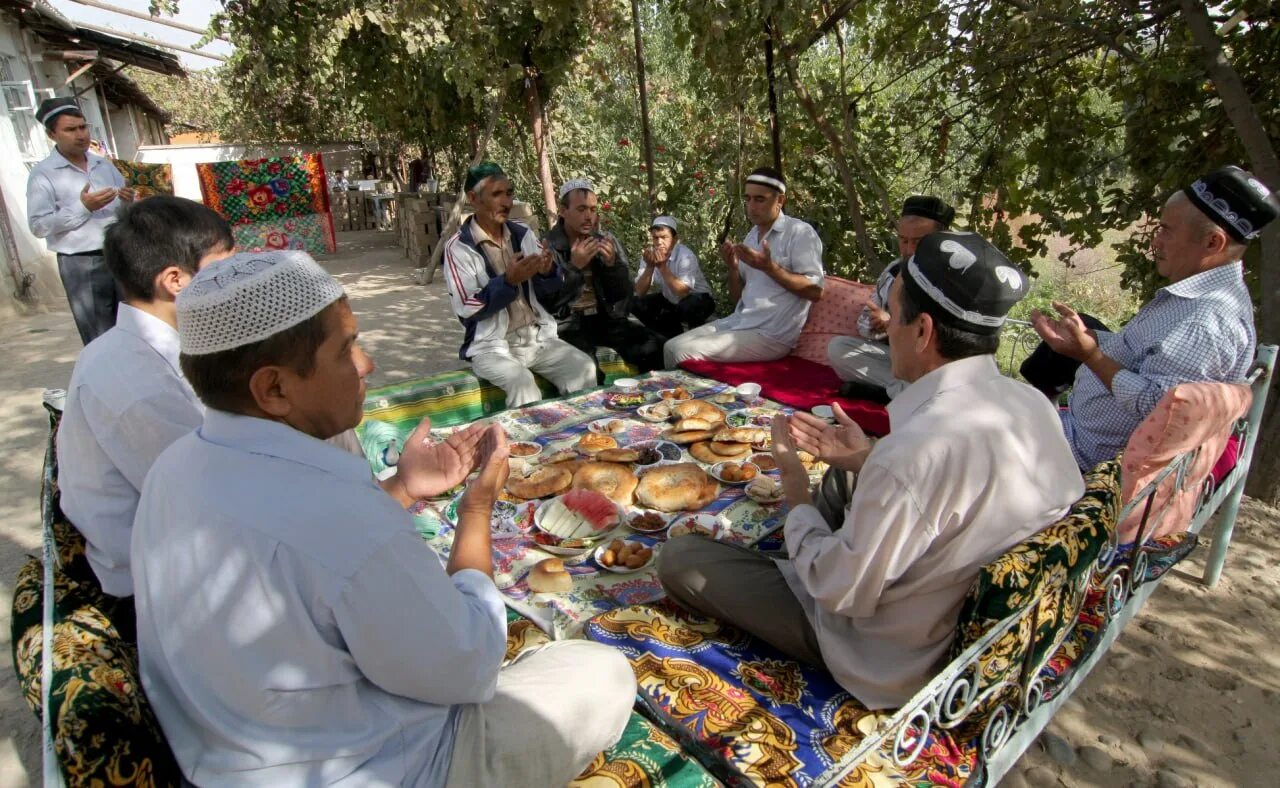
[464,162,506,193]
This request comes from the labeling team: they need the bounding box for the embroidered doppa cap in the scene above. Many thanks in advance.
[464,161,506,193]
[37,97,81,127]
[901,195,956,228]
[558,178,595,201]
[650,215,678,232]
[902,231,1026,335]
[177,251,345,355]
[1183,166,1279,243]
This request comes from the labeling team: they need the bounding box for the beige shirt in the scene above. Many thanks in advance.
[778,354,1083,709]
[472,221,537,333]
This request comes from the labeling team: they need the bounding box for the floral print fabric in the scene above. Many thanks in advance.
[196,154,337,255]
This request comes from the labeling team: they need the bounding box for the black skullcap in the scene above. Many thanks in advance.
[902,231,1027,335]
[37,97,81,128]
[1183,166,1279,243]
[464,161,506,193]
[901,195,956,228]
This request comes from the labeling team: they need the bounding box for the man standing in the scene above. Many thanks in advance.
[443,163,596,407]
[26,97,134,344]
[659,231,1082,709]
[543,178,666,375]
[133,250,634,785]
[664,166,824,367]
[828,195,954,403]
[1033,166,1277,470]
[631,215,715,339]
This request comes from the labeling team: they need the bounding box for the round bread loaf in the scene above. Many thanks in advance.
[541,448,581,464]
[595,447,642,463]
[505,465,572,499]
[572,462,640,505]
[709,440,750,456]
[714,427,768,444]
[636,462,720,511]
[673,400,725,423]
[674,417,713,432]
[662,428,719,445]
[528,558,572,593]
[690,440,750,463]
[578,434,619,454]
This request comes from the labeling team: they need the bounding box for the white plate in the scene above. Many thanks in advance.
[627,511,673,533]
[636,403,673,422]
[709,461,761,485]
[657,388,693,401]
[594,540,656,573]
[531,495,622,556]
[744,481,785,505]
[668,513,726,540]
[508,440,544,459]
[588,417,630,435]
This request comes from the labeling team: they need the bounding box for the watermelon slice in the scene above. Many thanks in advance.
[562,488,619,531]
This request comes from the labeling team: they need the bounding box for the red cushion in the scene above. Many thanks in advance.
[1210,433,1242,486]
[680,356,891,436]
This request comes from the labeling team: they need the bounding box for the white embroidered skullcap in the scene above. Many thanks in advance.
[177,251,345,355]
[558,178,595,200]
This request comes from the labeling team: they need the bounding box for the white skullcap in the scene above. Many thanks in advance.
[650,215,678,232]
[177,251,345,355]
[558,178,595,200]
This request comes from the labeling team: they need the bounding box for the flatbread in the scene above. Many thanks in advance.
[572,462,639,506]
[673,400,726,423]
[713,427,768,445]
[595,447,642,463]
[636,463,720,512]
[709,440,750,457]
[578,434,619,454]
[505,465,572,499]
[662,428,719,445]
[690,440,750,463]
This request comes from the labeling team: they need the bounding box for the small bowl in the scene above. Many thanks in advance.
[749,453,777,472]
[736,382,763,402]
[627,511,672,533]
[668,514,726,540]
[631,440,682,466]
[613,377,641,393]
[810,405,835,423]
[509,440,543,458]
[745,478,785,504]
[709,461,761,485]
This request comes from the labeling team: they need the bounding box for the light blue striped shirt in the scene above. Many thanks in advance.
[25,148,126,254]
[1062,261,1255,470]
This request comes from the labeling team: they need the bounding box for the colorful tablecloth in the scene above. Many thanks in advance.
[196,154,337,255]
[400,370,820,639]
[111,159,173,198]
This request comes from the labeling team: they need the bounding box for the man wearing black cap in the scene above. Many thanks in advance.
[664,166,825,367]
[828,195,955,403]
[1033,166,1277,471]
[659,231,1082,710]
[26,97,135,345]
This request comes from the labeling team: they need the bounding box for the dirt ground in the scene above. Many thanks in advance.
[0,231,1275,787]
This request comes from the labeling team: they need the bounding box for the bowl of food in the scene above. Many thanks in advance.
[668,513,726,540]
[628,510,671,534]
[749,453,777,472]
[595,538,655,573]
[745,475,784,504]
[509,440,543,458]
[710,461,760,485]
[636,402,673,422]
[604,390,648,411]
[658,387,693,401]
[612,377,641,394]
[631,439,681,467]
[532,489,622,556]
[588,417,629,435]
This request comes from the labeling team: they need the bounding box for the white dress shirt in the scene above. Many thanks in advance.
[132,410,508,786]
[636,242,711,303]
[57,304,203,596]
[778,355,1083,709]
[26,148,126,254]
[716,211,824,346]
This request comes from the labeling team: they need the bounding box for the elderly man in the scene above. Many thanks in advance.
[443,162,596,407]
[664,167,824,367]
[543,178,666,375]
[26,96,135,344]
[659,231,1083,709]
[1034,166,1277,470]
[632,215,715,339]
[133,250,635,785]
[828,195,955,403]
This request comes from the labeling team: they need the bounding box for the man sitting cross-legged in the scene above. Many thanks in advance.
[443,162,596,407]
[631,215,715,340]
[827,195,955,404]
[133,250,635,785]
[658,231,1083,709]
[663,166,825,367]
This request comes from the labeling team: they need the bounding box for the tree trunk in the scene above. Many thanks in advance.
[1180,0,1280,503]
[424,97,503,284]
[524,70,559,226]
[764,18,783,174]
[631,0,657,212]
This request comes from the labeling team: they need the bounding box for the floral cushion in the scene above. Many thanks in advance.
[949,460,1120,726]
[586,600,977,787]
[790,276,875,366]
[1119,382,1250,543]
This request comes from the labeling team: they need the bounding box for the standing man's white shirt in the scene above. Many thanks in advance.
[717,211,824,346]
[779,355,1084,708]
[26,148,126,253]
[57,304,202,597]
[636,242,712,304]
[132,410,508,786]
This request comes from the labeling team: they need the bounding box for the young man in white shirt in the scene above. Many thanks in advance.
[663,166,825,367]
[659,231,1083,710]
[133,250,634,786]
[26,97,135,344]
[632,215,715,340]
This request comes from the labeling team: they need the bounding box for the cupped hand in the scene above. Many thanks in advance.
[395,418,487,500]
[1030,302,1099,363]
[789,403,872,473]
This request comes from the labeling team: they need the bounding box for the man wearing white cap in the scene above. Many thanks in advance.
[664,166,825,367]
[542,177,666,375]
[443,162,597,407]
[26,96,135,344]
[133,250,635,785]
[632,215,715,339]
[660,231,1082,710]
